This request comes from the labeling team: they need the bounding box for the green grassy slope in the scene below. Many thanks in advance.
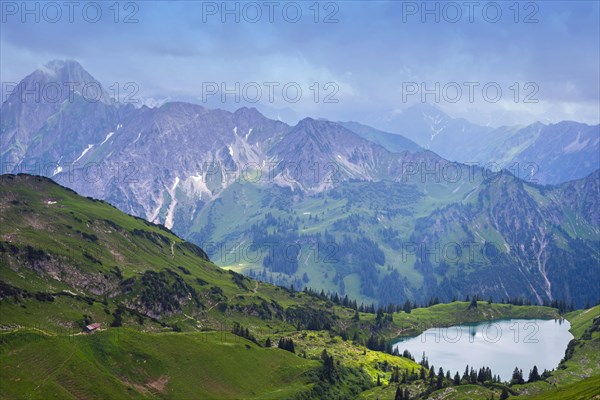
[0,174,345,399]
[0,174,424,399]
[524,375,600,400]
[0,174,340,334]
[0,329,316,400]
[515,305,600,398]
[1,174,596,400]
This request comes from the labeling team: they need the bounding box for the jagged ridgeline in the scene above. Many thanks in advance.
[2,60,599,308]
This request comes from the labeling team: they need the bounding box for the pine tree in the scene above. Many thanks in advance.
[278,337,295,353]
[436,367,444,389]
[376,308,384,323]
[541,369,551,380]
[518,368,524,384]
[477,367,486,383]
[403,299,412,314]
[469,296,478,309]
[453,371,461,385]
[528,365,540,382]
[320,349,336,381]
[500,388,509,400]
[470,367,477,384]
[377,375,382,386]
[394,386,403,400]
[511,367,524,385]
[265,337,271,347]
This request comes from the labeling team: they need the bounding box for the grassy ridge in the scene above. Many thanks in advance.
[524,375,600,400]
[357,301,559,339]
[0,329,316,400]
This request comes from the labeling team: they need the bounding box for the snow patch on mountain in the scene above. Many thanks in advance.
[53,157,63,176]
[165,177,180,229]
[150,192,164,224]
[100,132,114,146]
[183,174,211,198]
[133,132,142,144]
[74,144,94,163]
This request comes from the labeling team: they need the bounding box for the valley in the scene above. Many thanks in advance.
[1,174,598,399]
[2,2,599,398]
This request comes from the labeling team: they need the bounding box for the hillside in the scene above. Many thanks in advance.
[194,168,600,307]
[2,174,597,399]
[0,174,348,334]
[0,330,317,400]
[0,174,392,399]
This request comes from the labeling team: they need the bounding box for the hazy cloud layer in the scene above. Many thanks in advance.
[1,1,598,127]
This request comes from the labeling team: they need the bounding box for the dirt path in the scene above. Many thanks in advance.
[234,280,259,297]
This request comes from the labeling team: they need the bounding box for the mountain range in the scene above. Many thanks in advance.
[376,104,599,184]
[2,60,599,308]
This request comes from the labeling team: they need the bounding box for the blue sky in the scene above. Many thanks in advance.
[1,1,599,127]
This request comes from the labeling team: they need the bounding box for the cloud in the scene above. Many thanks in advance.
[1,0,598,126]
